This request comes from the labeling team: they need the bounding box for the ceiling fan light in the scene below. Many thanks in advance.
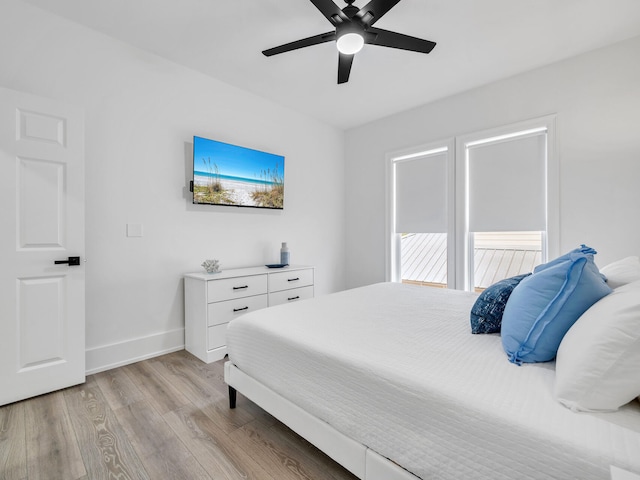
[336,33,364,55]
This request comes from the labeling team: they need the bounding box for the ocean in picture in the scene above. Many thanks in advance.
[192,136,285,209]
[193,171,276,187]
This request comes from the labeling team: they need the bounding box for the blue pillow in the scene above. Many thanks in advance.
[501,245,612,364]
[470,273,531,334]
[533,244,599,275]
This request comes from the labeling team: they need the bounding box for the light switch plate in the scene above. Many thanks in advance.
[127,223,143,237]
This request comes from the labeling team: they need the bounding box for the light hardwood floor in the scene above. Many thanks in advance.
[0,350,359,480]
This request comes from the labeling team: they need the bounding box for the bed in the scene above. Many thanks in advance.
[224,282,640,480]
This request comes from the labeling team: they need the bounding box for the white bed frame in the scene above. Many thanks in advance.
[224,361,419,480]
[226,363,640,480]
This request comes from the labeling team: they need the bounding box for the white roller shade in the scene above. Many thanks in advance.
[395,152,448,233]
[468,132,546,232]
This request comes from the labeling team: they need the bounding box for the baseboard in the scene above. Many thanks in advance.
[85,328,185,375]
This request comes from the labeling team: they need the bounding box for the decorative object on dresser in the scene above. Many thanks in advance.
[280,242,290,265]
[201,259,221,274]
[184,265,314,363]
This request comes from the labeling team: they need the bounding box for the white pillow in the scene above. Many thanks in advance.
[600,256,640,289]
[555,280,640,412]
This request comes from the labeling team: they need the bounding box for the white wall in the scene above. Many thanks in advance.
[0,1,346,372]
[345,35,640,289]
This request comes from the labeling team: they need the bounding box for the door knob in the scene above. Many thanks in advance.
[54,256,80,266]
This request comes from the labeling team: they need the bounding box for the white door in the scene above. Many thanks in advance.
[0,86,85,406]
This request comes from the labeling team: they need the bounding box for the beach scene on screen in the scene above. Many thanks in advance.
[193,136,285,209]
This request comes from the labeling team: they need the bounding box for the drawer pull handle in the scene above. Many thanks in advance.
[233,285,249,290]
[287,277,300,282]
[288,296,300,301]
[233,306,249,312]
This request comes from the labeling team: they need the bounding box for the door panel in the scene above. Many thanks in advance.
[18,275,66,369]
[0,86,85,406]
[18,109,67,146]
[18,157,66,249]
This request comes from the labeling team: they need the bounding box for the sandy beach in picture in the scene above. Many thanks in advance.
[193,175,261,207]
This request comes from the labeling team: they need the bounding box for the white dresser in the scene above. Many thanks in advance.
[184,265,314,363]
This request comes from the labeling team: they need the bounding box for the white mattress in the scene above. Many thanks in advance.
[226,282,640,480]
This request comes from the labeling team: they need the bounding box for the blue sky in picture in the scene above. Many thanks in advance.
[193,136,284,182]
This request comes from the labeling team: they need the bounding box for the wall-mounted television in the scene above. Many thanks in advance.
[192,136,285,209]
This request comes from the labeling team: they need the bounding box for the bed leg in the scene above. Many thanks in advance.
[228,386,237,409]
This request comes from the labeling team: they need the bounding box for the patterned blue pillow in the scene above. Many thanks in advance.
[470,273,532,334]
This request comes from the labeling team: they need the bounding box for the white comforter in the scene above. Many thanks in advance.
[226,282,640,480]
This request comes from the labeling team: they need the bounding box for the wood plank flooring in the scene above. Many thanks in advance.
[0,350,359,480]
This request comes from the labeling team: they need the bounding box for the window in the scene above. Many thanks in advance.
[387,116,557,291]
[387,141,454,288]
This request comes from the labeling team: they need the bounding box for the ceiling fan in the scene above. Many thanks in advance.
[262,0,436,84]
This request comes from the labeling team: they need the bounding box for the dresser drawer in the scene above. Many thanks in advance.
[269,285,314,307]
[207,274,267,302]
[269,268,314,293]
[207,323,228,350]
[207,294,268,326]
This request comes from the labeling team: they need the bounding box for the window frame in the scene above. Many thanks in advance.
[455,115,558,291]
[385,138,455,286]
[386,115,558,291]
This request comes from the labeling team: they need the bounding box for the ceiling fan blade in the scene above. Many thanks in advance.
[337,53,354,84]
[309,0,349,25]
[366,27,436,54]
[355,0,402,26]
[263,31,336,57]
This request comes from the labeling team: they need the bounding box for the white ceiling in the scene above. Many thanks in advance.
[23,0,640,130]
